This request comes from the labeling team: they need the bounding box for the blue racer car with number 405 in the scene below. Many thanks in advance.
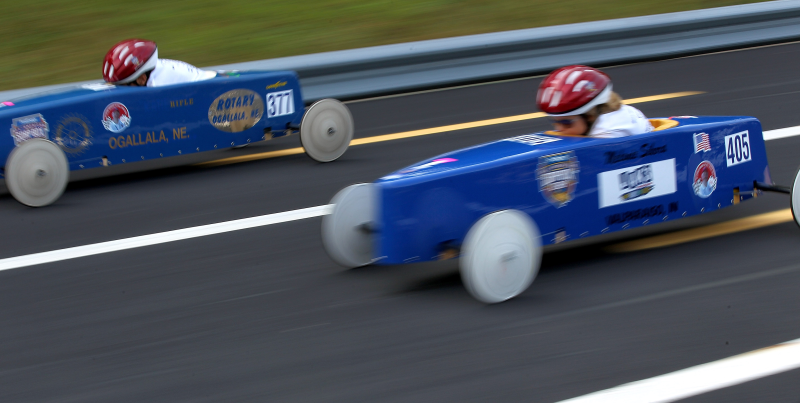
[0,70,354,207]
[321,116,800,304]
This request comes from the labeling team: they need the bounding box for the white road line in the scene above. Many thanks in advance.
[556,338,800,403]
[763,125,800,141]
[1,125,799,272]
[0,205,331,272]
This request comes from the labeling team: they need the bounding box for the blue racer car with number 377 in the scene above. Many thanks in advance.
[322,116,800,303]
[0,70,354,207]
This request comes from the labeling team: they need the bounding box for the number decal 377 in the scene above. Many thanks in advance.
[725,130,751,167]
[266,89,295,118]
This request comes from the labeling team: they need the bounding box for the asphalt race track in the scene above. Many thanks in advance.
[2,42,800,402]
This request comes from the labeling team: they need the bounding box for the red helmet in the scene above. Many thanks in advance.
[102,39,158,84]
[536,65,612,116]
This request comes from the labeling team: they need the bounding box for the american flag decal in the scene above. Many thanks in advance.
[694,132,711,153]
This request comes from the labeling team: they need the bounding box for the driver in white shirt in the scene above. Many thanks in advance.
[536,65,652,138]
[102,39,216,87]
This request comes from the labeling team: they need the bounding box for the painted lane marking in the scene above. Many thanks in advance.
[0,124,798,272]
[763,124,800,141]
[198,147,305,167]
[607,209,794,253]
[0,205,331,272]
[557,338,800,403]
[198,91,703,167]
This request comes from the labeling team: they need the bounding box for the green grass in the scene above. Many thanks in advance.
[1,0,766,91]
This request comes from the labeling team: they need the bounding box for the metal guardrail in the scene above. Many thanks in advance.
[3,1,800,102]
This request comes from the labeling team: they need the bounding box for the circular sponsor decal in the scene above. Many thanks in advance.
[208,89,264,133]
[693,160,717,198]
[55,114,93,155]
[102,102,131,133]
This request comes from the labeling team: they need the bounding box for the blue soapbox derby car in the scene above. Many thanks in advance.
[322,116,800,303]
[0,71,353,207]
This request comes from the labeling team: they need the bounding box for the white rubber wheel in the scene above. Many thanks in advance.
[322,183,375,267]
[791,166,800,229]
[460,210,541,304]
[300,99,353,162]
[5,139,69,207]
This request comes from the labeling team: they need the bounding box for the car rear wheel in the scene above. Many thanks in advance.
[791,165,800,228]
[300,99,353,162]
[5,139,69,207]
[460,209,541,304]
[322,183,375,267]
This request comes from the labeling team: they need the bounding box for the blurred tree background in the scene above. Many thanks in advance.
[0,0,765,91]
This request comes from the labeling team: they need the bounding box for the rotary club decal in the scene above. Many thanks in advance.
[55,114,93,155]
[208,89,264,133]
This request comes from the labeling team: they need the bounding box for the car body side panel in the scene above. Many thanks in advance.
[374,116,767,264]
[0,71,304,173]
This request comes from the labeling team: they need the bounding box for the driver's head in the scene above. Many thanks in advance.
[537,65,614,136]
[549,116,588,136]
[102,39,158,86]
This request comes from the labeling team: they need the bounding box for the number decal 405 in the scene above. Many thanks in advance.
[266,89,295,118]
[725,130,751,167]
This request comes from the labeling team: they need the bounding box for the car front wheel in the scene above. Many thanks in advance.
[460,209,542,304]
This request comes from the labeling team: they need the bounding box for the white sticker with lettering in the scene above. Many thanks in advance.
[597,159,677,208]
[724,130,752,167]
[266,89,294,118]
[505,134,561,146]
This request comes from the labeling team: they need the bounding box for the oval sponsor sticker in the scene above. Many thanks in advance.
[208,89,264,133]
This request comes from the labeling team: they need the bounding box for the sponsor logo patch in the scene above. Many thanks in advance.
[55,114,93,155]
[693,160,717,198]
[102,102,131,133]
[537,151,580,208]
[208,89,264,133]
[505,134,561,146]
[266,81,287,90]
[10,113,48,145]
[597,159,677,208]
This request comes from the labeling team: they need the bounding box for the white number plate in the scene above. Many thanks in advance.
[725,130,751,167]
[266,89,295,118]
